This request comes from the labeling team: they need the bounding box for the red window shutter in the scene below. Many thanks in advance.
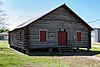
[40,31,46,42]
[77,32,81,42]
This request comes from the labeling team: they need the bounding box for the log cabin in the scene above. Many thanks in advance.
[9,4,93,52]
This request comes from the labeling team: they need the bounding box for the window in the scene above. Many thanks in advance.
[20,32,22,41]
[77,32,81,42]
[40,30,46,42]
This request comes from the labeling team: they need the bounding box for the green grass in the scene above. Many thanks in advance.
[0,46,61,67]
[79,45,100,57]
[0,42,100,67]
[92,44,100,45]
[92,44,100,48]
[92,44,100,57]
[0,41,8,47]
[91,47,100,51]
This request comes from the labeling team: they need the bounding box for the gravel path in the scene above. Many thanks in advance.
[9,47,24,54]
[82,56,100,61]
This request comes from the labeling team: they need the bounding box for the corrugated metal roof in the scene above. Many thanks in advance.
[13,9,53,30]
[15,16,40,29]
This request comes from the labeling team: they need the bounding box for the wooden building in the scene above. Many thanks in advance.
[0,32,8,40]
[9,4,93,52]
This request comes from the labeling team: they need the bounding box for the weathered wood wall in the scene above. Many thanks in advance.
[29,7,90,48]
[10,6,91,50]
[10,29,26,49]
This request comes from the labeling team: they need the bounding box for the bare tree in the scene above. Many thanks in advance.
[0,1,8,29]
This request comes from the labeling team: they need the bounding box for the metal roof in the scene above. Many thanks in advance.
[0,32,8,36]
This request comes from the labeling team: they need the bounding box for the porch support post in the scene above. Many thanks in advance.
[49,48,52,52]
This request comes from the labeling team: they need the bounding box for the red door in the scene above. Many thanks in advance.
[58,31,67,46]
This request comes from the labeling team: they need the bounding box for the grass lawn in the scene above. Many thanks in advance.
[92,44,100,57]
[0,41,8,47]
[92,44,100,48]
[0,42,100,67]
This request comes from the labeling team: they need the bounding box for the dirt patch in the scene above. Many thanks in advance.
[82,56,100,61]
[9,47,24,55]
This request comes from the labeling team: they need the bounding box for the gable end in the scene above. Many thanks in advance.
[10,4,93,32]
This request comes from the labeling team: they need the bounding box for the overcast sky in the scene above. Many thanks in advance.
[2,0,100,30]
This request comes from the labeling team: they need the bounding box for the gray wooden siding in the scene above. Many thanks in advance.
[10,6,90,49]
[29,7,90,48]
[10,29,26,49]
